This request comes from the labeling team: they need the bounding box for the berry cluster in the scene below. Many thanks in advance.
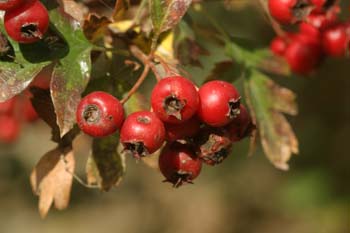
[0,0,49,43]
[76,76,254,187]
[268,0,350,74]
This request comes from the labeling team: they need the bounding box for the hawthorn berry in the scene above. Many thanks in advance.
[227,105,255,142]
[0,0,26,11]
[270,36,288,56]
[76,91,124,138]
[151,76,199,124]
[159,142,202,187]
[120,111,165,158]
[197,80,240,127]
[164,116,200,142]
[23,97,38,122]
[194,127,232,166]
[0,97,16,115]
[0,115,20,143]
[268,0,310,24]
[322,24,348,57]
[4,0,49,43]
[284,35,322,74]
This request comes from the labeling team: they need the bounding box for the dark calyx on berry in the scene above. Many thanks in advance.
[227,98,241,119]
[123,141,149,158]
[83,104,100,123]
[163,95,185,120]
[21,23,42,39]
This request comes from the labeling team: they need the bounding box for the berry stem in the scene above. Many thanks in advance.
[120,64,150,104]
[257,0,286,37]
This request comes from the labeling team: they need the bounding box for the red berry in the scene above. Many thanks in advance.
[120,111,165,158]
[322,24,348,57]
[0,97,16,115]
[284,35,322,74]
[76,91,124,137]
[23,97,38,122]
[4,1,49,43]
[0,0,27,11]
[0,115,20,143]
[159,142,202,187]
[268,0,310,24]
[227,105,255,142]
[270,36,288,56]
[164,116,200,142]
[151,76,199,124]
[197,80,240,127]
[195,127,232,166]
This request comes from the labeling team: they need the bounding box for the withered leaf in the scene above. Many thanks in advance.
[113,0,130,20]
[83,14,112,42]
[58,0,88,24]
[89,135,126,191]
[244,69,298,170]
[30,147,75,218]
[150,0,193,35]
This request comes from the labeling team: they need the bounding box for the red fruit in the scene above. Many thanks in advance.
[0,0,27,11]
[284,35,322,74]
[197,80,240,127]
[23,97,38,122]
[270,36,288,56]
[0,97,16,115]
[227,105,255,142]
[0,115,20,143]
[151,76,199,124]
[195,127,232,166]
[120,111,165,158]
[305,11,338,31]
[76,91,124,137]
[4,1,49,43]
[322,24,349,57]
[159,142,202,187]
[164,117,200,142]
[268,0,310,24]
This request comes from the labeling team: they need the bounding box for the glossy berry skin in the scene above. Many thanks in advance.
[197,80,240,127]
[284,36,322,74]
[0,0,26,11]
[227,105,254,142]
[120,111,165,158]
[164,117,200,142]
[322,24,348,57]
[76,91,124,138]
[159,142,202,188]
[0,115,20,143]
[151,76,199,124]
[270,36,288,56]
[195,127,232,166]
[268,0,298,24]
[4,1,49,43]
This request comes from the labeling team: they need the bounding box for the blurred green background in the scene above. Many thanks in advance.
[0,1,349,233]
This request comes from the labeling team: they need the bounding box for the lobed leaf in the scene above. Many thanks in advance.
[244,69,298,170]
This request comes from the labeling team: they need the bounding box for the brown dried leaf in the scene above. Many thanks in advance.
[59,0,88,24]
[113,0,130,20]
[83,14,112,42]
[244,69,299,170]
[30,147,75,218]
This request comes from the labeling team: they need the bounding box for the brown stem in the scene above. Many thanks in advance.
[120,64,150,104]
[257,0,286,37]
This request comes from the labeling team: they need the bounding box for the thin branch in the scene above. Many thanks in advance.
[257,0,285,37]
[120,64,150,104]
[133,0,148,25]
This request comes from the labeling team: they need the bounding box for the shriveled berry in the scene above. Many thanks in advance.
[164,116,200,142]
[194,127,232,166]
[120,111,165,158]
[227,105,255,142]
[322,24,348,57]
[159,142,202,187]
[151,76,199,124]
[197,80,240,127]
[76,91,124,137]
[0,115,20,143]
[4,1,49,43]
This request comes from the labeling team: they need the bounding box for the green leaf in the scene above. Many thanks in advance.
[150,0,192,35]
[0,25,50,102]
[88,135,126,191]
[244,69,298,170]
[48,9,92,137]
